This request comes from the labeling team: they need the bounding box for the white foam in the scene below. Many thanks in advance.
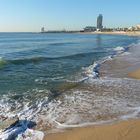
[54,119,114,129]
[0,76,140,139]
[83,62,100,79]
[106,55,114,60]
[35,78,48,85]
[81,46,128,81]
[67,65,99,83]
[35,76,64,84]
[114,46,125,52]
[121,106,140,120]
[17,129,44,140]
[0,120,44,140]
[80,43,133,82]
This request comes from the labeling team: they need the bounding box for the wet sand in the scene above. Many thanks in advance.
[44,119,140,140]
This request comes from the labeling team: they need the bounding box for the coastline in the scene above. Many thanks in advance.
[44,42,140,140]
[0,32,140,140]
[80,31,140,36]
[44,69,140,140]
[44,119,140,140]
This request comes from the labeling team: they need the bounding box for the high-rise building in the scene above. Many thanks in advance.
[97,14,103,31]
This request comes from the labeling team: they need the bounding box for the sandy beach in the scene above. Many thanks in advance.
[44,119,140,140]
[128,68,140,79]
[44,68,140,140]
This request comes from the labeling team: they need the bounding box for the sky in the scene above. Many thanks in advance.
[0,0,140,32]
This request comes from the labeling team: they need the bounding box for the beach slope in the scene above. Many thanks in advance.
[44,119,140,140]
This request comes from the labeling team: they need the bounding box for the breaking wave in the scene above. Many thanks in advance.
[0,77,140,139]
[0,51,106,66]
[0,42,134,67]
[79,42,136,82]
[0,36,140,139]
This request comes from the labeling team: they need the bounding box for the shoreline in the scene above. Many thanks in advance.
[44,119,140,140]
[80,31,140,36]
[44,70,140,139]
[44,53,140,140]
[0,32,140,140]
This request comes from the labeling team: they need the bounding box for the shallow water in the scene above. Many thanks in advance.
[0,32,140,139]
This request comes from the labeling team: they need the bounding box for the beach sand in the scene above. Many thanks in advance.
[128,68,140,79]
[44,119,140,140]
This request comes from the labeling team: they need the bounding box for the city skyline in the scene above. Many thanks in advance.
[0,0,140,32]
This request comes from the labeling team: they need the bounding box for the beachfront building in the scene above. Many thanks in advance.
[128,24,140,31]
[97,14,103,31]
[84,26,96,32]
[136,24,140,30]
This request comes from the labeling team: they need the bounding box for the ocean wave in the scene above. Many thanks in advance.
[2,42,137,67]
[0,56,46,67]
[8,57,46,65]
[0,77,140,138]
[82,62,100,79]
[64,62,101,84]
[113,42,138,55]
[0,51,106,66]
[65,57,113,83]
[114,46,126,52]
[0,57,7,67]
[77,43,136,82]
[0,40,140,139]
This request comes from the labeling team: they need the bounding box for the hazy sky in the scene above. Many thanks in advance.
[0,0,140,32]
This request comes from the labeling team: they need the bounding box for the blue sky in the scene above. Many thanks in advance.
[0,0,140,32]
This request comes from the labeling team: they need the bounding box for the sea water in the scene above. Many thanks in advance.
[0,32,140,139]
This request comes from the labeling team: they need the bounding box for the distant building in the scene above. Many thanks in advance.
[136,24,140,30]
[128,26,135,31]
[41,27,45,32]
[97,14,103,31]
[128,24,140,31]
[84,26,96,32]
